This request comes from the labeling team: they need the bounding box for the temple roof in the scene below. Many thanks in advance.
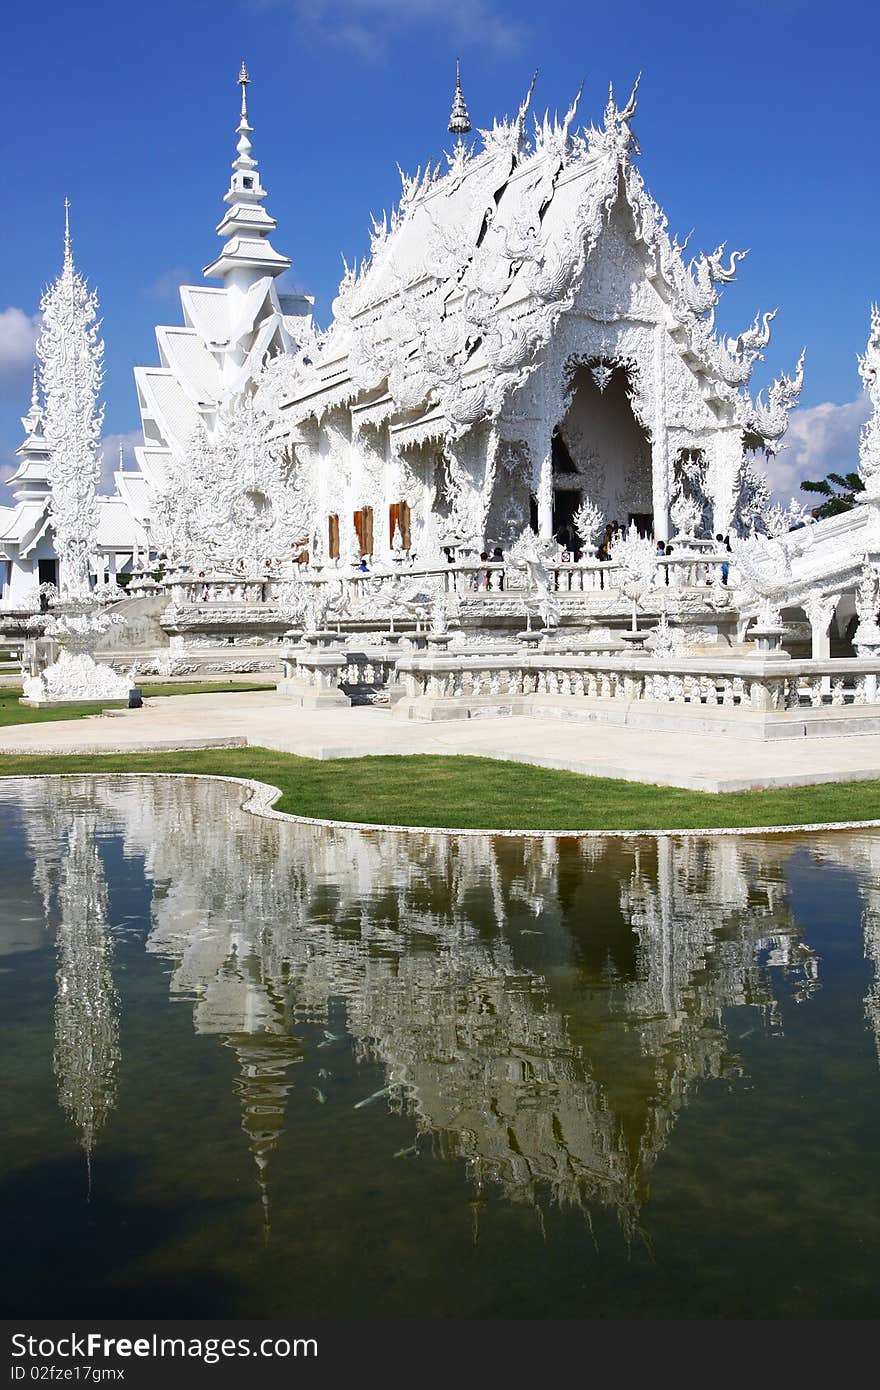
[94,497,149,548]
[266,77,801,449]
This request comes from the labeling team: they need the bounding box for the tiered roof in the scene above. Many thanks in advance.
[265,72,802,450]
[133,66,312,491]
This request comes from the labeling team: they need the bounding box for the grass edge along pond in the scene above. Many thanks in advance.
[1,745,879,831]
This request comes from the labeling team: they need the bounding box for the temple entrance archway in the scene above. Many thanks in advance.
[550,362,653,546]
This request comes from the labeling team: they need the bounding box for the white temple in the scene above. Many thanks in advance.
[6,63,880,733]
[132,66,803,570]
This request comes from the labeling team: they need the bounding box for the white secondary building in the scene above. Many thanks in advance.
[0,375,149,616]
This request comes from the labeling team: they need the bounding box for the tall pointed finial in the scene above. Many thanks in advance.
[31,364,39,411]
[63,197,72,266]
[118,441,125,471]
[448,58,471,139]
[203,61,291,284]
[233,63,255,172]
[238,61,250,120]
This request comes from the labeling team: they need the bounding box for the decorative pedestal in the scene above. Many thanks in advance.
[750,625,789,658]
[20,650,136,707]
[619,629,651,651]
[277,651,351,707]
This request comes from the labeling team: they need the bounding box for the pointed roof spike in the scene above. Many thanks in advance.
[63,197,72,267]
[30,364,39,411]
[448,57,471,137]
[620,71,642,122]
[516,70,538,131]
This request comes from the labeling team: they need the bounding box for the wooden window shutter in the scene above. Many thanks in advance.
[353,507,375,557]
[328,513,340,560]
[389,501,411,550]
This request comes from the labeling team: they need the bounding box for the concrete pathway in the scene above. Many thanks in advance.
[4,689,880,791]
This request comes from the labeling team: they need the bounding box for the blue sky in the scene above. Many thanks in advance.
[1,0,878,497]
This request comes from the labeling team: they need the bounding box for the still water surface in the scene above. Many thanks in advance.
[1,775,879,1318]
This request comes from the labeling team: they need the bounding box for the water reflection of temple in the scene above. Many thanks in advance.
[12,775,880,1232]
[16,789,122,1174]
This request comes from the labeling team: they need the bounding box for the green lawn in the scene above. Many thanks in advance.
[0,681,275,726]
[0,745,878,830]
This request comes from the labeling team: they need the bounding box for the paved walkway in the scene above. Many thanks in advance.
[5,690,880,791]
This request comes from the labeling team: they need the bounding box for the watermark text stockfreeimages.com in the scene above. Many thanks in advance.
[10,1331,317,1373]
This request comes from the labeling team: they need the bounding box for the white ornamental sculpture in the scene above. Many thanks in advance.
[858,304,880,497]
[670,486,703,542]
[572,497,605,554]
[854,561,880,654]
[609,523,658,641]
[21,602,134,706]
[37,203,104,599]
[507,529,560,630]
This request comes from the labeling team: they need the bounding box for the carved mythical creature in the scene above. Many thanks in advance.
[748,351,807,446]
[507,529,560,630]
[730,523,813,625]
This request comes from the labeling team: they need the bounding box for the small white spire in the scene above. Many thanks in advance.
[118,441,125,471]
[448,58,471,139]
[63,197,72,267]
[238,61,250,119]
[30,364,39,412]
[203,63,291,284]
[234,62,256,173]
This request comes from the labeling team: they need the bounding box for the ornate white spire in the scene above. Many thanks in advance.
[448,58,471,139]
[36,202,104,596]
[203,64,291,286]
[859,303,880,494]
[26,364,40,427]
[9,362,51,502]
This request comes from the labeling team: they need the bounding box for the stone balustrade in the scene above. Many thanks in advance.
[163,575,269,605]
[390,652,880,734]
[137,550,740,616]
[308,551,737,602]
[278,642,403,707]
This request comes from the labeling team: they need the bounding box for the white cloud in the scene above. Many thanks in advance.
[764,392,871,502]
[0,307,40,402]
[98,430,143,494]
[275,0,527,59]
[143,268,196,303]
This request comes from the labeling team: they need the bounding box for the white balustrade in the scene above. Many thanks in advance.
[393,653,880,715]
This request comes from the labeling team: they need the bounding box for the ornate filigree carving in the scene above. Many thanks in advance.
[859,305,880,494]
[37,210,104,598]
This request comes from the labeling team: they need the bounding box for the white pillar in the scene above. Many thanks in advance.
[651,324,670,542]
[537,446,553,539]
[810,618,831,662]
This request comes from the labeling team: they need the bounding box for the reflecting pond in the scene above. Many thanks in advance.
[1,775,879,1318]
